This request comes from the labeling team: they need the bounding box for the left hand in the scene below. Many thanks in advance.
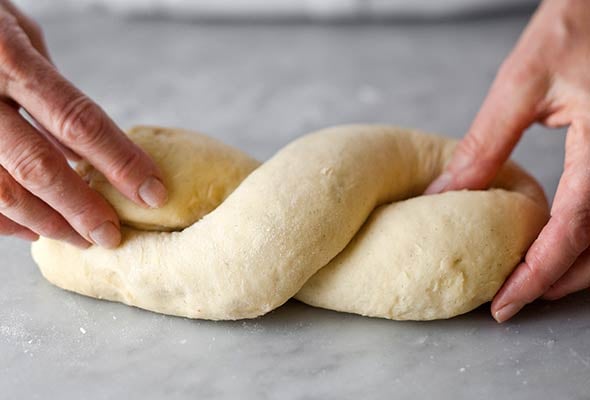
[0,1,168,249]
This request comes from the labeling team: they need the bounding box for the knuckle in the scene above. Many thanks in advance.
[523,251,543,280]
[37,215,68,239]
[456,134,484,161]
[497,58,543,88]
[0,173,18,210]
[110,150,142,184]
[58,96,107,147]
[454,134,497,178]
[0,12,19,42]
[0,13,29,75]
[66,201,101,229]
[24,19,43,38]
[548,9,579,55]
[12,147,63,190]
[522,253,552,297]
[567,210,590,254]
[0,220,18,236]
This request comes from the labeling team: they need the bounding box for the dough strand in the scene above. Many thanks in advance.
[31,125,548,320]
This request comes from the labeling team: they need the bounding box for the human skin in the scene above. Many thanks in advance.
[0,0,168,249]
[425,0,590,322]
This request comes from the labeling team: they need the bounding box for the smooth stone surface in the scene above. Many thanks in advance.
[1,11,588,400]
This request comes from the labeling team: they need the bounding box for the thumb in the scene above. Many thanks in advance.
[425,61,547,194]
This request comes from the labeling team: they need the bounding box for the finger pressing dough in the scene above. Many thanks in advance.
[31,125,549,320]
[76,126,260,231]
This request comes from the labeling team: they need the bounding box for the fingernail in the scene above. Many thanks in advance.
[65,232,91,249]
[89,221,121,249]
[424,172,452,195]
[139,176,168,208]
[494,302,523,323]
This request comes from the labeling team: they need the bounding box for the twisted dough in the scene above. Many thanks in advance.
[31,125,549,320]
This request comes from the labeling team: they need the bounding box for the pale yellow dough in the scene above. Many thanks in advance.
[77,126,260,231]
[31,125,549,320]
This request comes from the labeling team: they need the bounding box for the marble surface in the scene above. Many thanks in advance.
[1,11,589,400]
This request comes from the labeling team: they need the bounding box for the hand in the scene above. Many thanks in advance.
[425,0,590,322]
[0,1,167,248]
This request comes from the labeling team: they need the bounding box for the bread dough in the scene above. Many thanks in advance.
[31,125,549,320]
[76,126,260,231]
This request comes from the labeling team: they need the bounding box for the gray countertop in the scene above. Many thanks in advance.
[1,11,589,400]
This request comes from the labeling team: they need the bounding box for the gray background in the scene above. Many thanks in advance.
[16,0,538,20]
[1,7,589,400]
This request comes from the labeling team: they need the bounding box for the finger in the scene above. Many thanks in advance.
[0,212,38,241]
[424,57,548,194]
[491,119,590,322]
[3,48,167,209]
[0,7,77,162]
[0,8,77,160]
[0,7,80,161]
[0,165,87,246]
[0,103,121,248]
[0,0,51,60]
[542,248,590,300]
[20,108,81,162]
[0,104,80,162]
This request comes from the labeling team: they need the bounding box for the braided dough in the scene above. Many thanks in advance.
[31,125,549,320]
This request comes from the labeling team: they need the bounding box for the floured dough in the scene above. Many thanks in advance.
[31,125,549,320]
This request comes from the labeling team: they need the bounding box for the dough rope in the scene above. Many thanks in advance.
[31,125,549,321]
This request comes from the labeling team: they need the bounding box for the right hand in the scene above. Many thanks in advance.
[425,0,590,322]
[0,1,167,248]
